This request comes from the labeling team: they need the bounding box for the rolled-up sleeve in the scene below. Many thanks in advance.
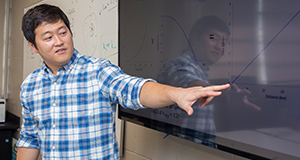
[98,61,155,110]
[17,92,39,149]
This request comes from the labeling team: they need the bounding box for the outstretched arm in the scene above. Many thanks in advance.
[139,81,230,115]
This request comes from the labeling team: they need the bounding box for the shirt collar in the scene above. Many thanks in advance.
[63,48,79,71]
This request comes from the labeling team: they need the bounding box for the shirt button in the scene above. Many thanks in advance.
[53,103,56,106]
[53,124,56,128]
[52,146,55,150]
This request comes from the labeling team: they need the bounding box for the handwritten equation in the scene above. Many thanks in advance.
[101,33,117,59]
[151,104,184,119]
[99,0,118,15]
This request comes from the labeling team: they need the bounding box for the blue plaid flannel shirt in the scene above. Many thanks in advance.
[17,49,149,159]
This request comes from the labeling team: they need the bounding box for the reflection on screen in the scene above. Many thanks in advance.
[119,0,300,159]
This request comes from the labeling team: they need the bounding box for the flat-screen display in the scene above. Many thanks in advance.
[118,1,300,159]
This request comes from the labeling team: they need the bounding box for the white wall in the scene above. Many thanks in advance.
[6,0,41,118]
[6,0,249,159]
[0,0,4,92]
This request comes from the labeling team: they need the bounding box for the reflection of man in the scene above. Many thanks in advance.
[157,16,259,146]
[156,16,230,147]
[157,16,229,88]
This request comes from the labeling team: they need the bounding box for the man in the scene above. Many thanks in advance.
[17,4,230,160]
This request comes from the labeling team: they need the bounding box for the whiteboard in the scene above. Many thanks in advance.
[23,0,118,79]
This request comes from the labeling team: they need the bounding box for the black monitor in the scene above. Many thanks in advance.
[118,1,300,159]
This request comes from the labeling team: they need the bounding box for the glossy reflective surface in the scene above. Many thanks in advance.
[119,1,300,159]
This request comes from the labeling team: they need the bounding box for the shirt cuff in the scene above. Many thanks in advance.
[16,134,39,149]
[134,78,156,109]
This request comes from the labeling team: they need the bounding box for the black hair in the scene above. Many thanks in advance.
[190,16,230,40]
[22,4,72,48]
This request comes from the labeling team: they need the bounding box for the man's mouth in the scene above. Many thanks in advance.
[211,51,220,57]
[56,48,66,54]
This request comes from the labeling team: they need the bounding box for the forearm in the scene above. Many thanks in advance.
[17,147,40,160]
[139,81,230,115]
[139,81,178,108]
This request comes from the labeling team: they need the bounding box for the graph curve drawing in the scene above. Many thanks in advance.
[125,25,147,63]
[232,9,300,84]
[162,15,198,62]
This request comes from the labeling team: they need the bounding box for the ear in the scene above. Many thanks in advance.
[28,41,39,53]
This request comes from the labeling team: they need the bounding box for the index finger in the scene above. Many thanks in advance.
[203,83,230,91]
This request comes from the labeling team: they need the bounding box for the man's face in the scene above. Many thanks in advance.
[193,28,228,66]
[28,20,74,74]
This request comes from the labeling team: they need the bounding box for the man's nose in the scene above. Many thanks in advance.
[54,35,63,46]
[214,40,223,49]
